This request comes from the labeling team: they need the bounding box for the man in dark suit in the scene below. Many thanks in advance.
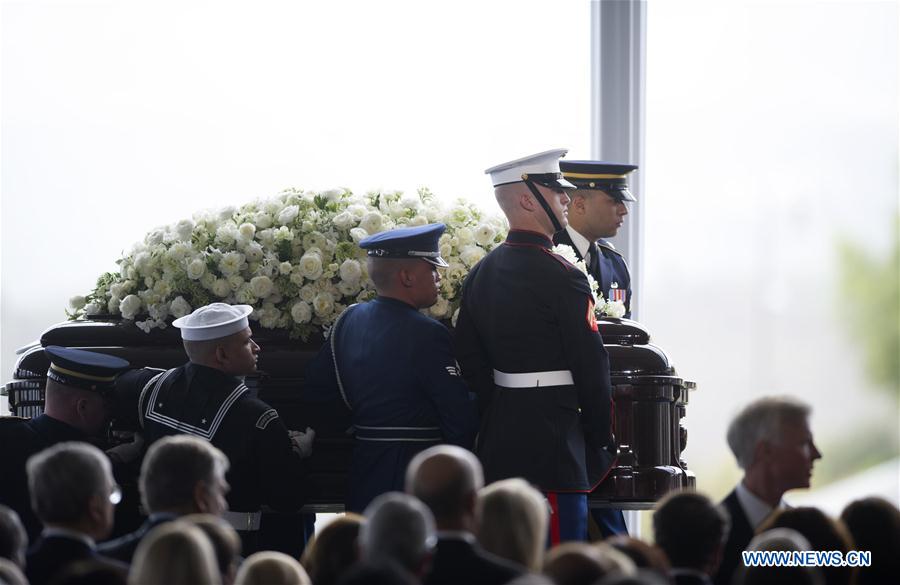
[98,434,229,562]
[713,397,821,585]
[406,445,524,585]
[456,149,617,543]
[24,441,126,585]
[555,160,637,319]
[303,223,478,513]
[654,491,729,585]
[0,347,130,541]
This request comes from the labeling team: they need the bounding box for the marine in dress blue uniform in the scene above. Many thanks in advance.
[303,223,478,513]
[0,347,130,541]
[555,160,637,319]
[455,150,617,544]
[119,303,310,554]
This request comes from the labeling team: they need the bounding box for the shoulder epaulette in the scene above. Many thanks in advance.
[541,248,578,271]
[596,239,622,256]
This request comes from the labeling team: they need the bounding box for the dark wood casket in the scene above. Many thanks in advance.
[5,316,695,511]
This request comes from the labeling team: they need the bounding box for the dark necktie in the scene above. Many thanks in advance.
[587,243,602,280]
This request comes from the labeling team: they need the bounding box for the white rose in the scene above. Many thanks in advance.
[264,199,282,215]
[254,212,273,229]
[170,296,192,318]
[250,275,274,298]
[119,295,142,319]
[228,275,245,291]
[165,242,190,262]
[279,261,293,275]
[244,241,264,263]
[298,285,316,303]
[474,223,496,247]
[322,188,344,202]
[360,211,383,234]
[291,301,312,324]
[332,211,356,230]
[400,192,422,210]
[200,272,216,289]
[148,302,169,321]
[145,228,165,246]
[218,206,237,221]
[187,258,207,280]
[459,245,486,268]
[153,279,172,298]
[219,252,246,276]
[259,305,282,329]
[133,252,152,276]
[409,215,428,227]
[440,243,453,259]
[298,252,323,280]
[348,204,367,219]
[174,219,195,241]
[68,295,86,310]
[109,283,126,299]
[238,222,257,241]
[277,205,300,225]
[313,292,334,317]
[456,227,474,246]
[303,232,328,252]
[212,279,231,298]
[349,227,368,244]
[257,228,276,248]
[289,271,304,286]
[235,285,256,304]
[84,302,102,316]
[337,279,360,297]
[339,259,362,283]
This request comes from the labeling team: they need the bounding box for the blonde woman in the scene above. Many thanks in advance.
[477,478,549,572]
[234,551,311,585]
[128,520,220,585]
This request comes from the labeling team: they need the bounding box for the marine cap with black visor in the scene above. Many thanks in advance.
[484,148,576,233]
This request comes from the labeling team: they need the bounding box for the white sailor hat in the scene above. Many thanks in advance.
[172,303,254,341]
[484,148,577,189]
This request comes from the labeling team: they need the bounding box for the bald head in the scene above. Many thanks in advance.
[405,445,483,530]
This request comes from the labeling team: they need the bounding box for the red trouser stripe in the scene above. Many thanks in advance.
[547,492,561,545]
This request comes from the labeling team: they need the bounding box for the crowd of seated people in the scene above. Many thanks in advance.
[0,395,898,585]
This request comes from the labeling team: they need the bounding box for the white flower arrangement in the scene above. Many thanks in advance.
[551,244,627,318]
[69,187,509,340]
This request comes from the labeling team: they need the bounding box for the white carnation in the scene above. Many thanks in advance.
[254,212,273,229]
[119,294,142,319]
[603,300,627,319]
[215,223,238,246]
[409,215,428,227]
[303,232,328,251]
[212,279,231,298]
[289,271,304,286]
[174,219,195,241]
[322,188,344,202]
[148,302,169,321]
[291,301,312,324]
[238,222,257,241]
[235,285,256,304]
[187,258,207,280]
[428,296,451,319]
[257,228,276,248]
[348,204,367,219]
[228,275,245,291]
[337,279,360,297]
[218,206,237,221]
[84,301,102,316]
[279,262,293,275]
[313,291,335,317]
[200,273,216,289]
[298,285,316,303]
[165,242,190,262]
[170,296,192,318]
[349,228,368,244]
[250,275,274,298]
[133,252,152,276]
[145,228,165,246]
[339,259,362,283]
[277,205,300,225]
[298,252,323,280]
[552,244,579,265]
[244,241,265,263]
[456,227,474,245]
[332,211,356,230]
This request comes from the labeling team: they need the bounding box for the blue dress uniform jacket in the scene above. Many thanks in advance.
[455,230,616,492]
[303,296,478,513]
[554,230,632,319]
[0,415,90,541]
[127,363,308,514]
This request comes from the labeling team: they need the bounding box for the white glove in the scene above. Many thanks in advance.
[289,427,316,458]
[106,433,145,464]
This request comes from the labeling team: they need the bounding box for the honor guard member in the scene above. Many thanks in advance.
[0,347,130,541]
[122,303,312,554]
[454,149,617,544]
[303,223,478,514]
[555,160,637,319]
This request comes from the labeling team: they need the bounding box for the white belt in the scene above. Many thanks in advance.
[493,369,574,388]
[222,510,262,531]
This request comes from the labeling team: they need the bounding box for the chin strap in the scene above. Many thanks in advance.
[524,179,564,234]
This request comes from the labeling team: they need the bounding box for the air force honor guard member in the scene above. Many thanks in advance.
[303,223,478,514]
[0,347,130,541]
[454,149,617,544]
[119,303,311,553]
[555,160,637,319]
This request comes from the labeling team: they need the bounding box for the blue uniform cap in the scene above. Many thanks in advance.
[44,346,130,393]
[359,223,449,267]
[559,160,638,202]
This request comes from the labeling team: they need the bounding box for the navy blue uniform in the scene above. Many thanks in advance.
[0,415,91,541]
[455,230,616,542]
[554,230,632,319]
[26,533,127,585]
[303,296,478,513]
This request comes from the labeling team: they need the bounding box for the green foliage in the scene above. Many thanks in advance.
[836,216,900,398]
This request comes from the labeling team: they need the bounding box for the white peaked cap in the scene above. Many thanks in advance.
[484,148,570,187]
[172,303,253,341]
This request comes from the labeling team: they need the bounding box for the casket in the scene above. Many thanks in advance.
[4,316,695,510]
